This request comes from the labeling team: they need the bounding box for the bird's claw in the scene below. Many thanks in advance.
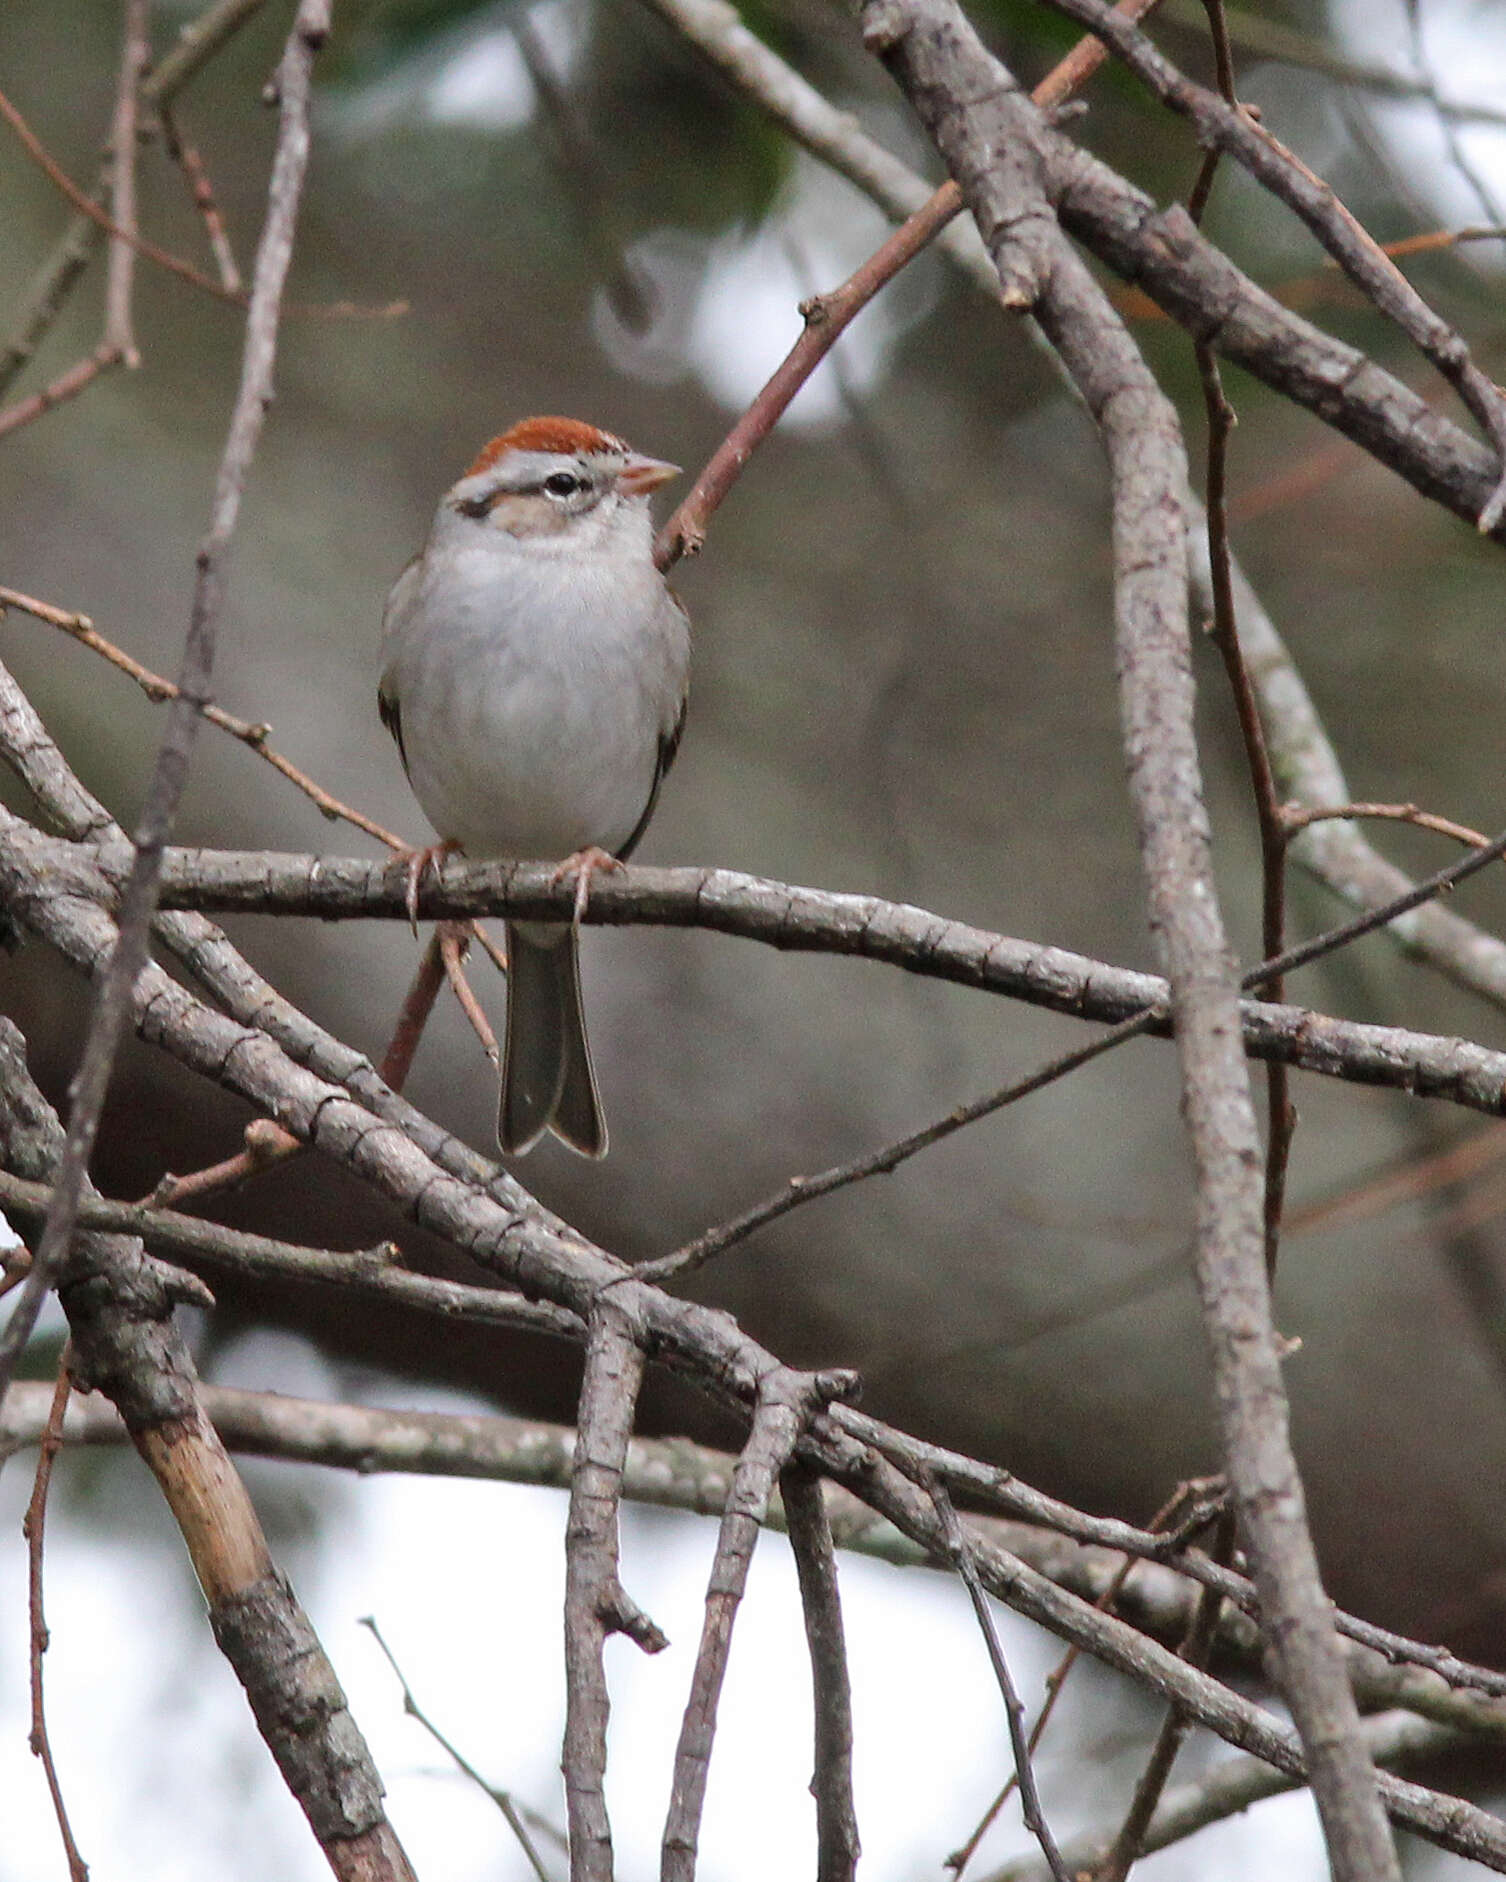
[401,839,462,933]
[551,845,623,928]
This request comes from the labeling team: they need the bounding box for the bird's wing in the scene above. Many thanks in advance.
[377,554,422,773]
[613,594,692,865]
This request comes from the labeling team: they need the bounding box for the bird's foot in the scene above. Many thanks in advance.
[551,845,624,927]
[400,838,464,931]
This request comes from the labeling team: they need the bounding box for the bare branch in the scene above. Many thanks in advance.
[782,1464,860,1882]
[663,1368,852,1880]
[565,1306,664,1882]
[931,1478,1071,1882]
[858,15,1395,1864]
[1039,0,1506,528]
[11,1376,1506,1741]
[0,1168,582,1343]
[104,0,150,366]
[139,0,268,112]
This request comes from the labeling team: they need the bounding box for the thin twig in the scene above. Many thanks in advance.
[0,1167,581,1343]
[0,583,499,1192]
[23,1351,88,1882]
[1285,1125,1506,1239]
[513,10,649,331]
[360,1615,557,1882]
[0,1020,417,1882]
[0,79,404,322]
[0,0,333,1415]
[139,0,266,111]
[946,1480,1219,1880]
[930,1478,1072,1882]
[0,585,406,850]
[635,804,1506,1283]
[0,0,266,396]
[144,926,448,1208]
[636,1009,1161,1284]
[13,1372,1506,1730]
[1281,801,1489,849]
[0,77,264,307]
[992,1711,1466,1882]
[0,347,125,440]
[160,105,244,292]
[651,0,1165,571]
[1187,0,1294,1281]
[864,7,1397,1870]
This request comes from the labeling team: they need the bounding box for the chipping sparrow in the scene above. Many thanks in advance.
[378,416,690,1158]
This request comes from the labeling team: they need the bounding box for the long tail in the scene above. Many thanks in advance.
[499,921,607,1158]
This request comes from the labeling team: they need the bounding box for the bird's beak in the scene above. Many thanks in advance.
[617,453,681,495]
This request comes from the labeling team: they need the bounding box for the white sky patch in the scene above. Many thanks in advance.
[2,1383,1335,1882]
[1325,0,1506,235]
[594,158,938,426]
[0,1210,21,1251]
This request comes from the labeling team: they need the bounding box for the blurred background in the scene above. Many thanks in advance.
[5,0,1506,1873]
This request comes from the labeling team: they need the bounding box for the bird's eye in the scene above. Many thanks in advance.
[543,470,585,498]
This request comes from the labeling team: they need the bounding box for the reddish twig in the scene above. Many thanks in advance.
[1281,801,1489,850]
[0,583,500,1192]
[0,79,405,323]
[0,345,125,440]
[1093,1508,1237,1882]
[652,0,1165,572]
[145,927,449,1207]
[23,1350,88,1882]
[0,585,406,850]
[159,104,244,292]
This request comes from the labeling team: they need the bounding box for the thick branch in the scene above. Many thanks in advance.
[663,1369,851,1880]
[859,5,1396,1875]
[0,1023,415,1881]
[782,1464,860,1882]
[564,1305,663,1882]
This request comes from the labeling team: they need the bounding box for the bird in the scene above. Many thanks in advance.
[378,416,690,1159]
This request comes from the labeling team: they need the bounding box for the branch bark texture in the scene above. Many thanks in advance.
[856,4,1398,1875]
